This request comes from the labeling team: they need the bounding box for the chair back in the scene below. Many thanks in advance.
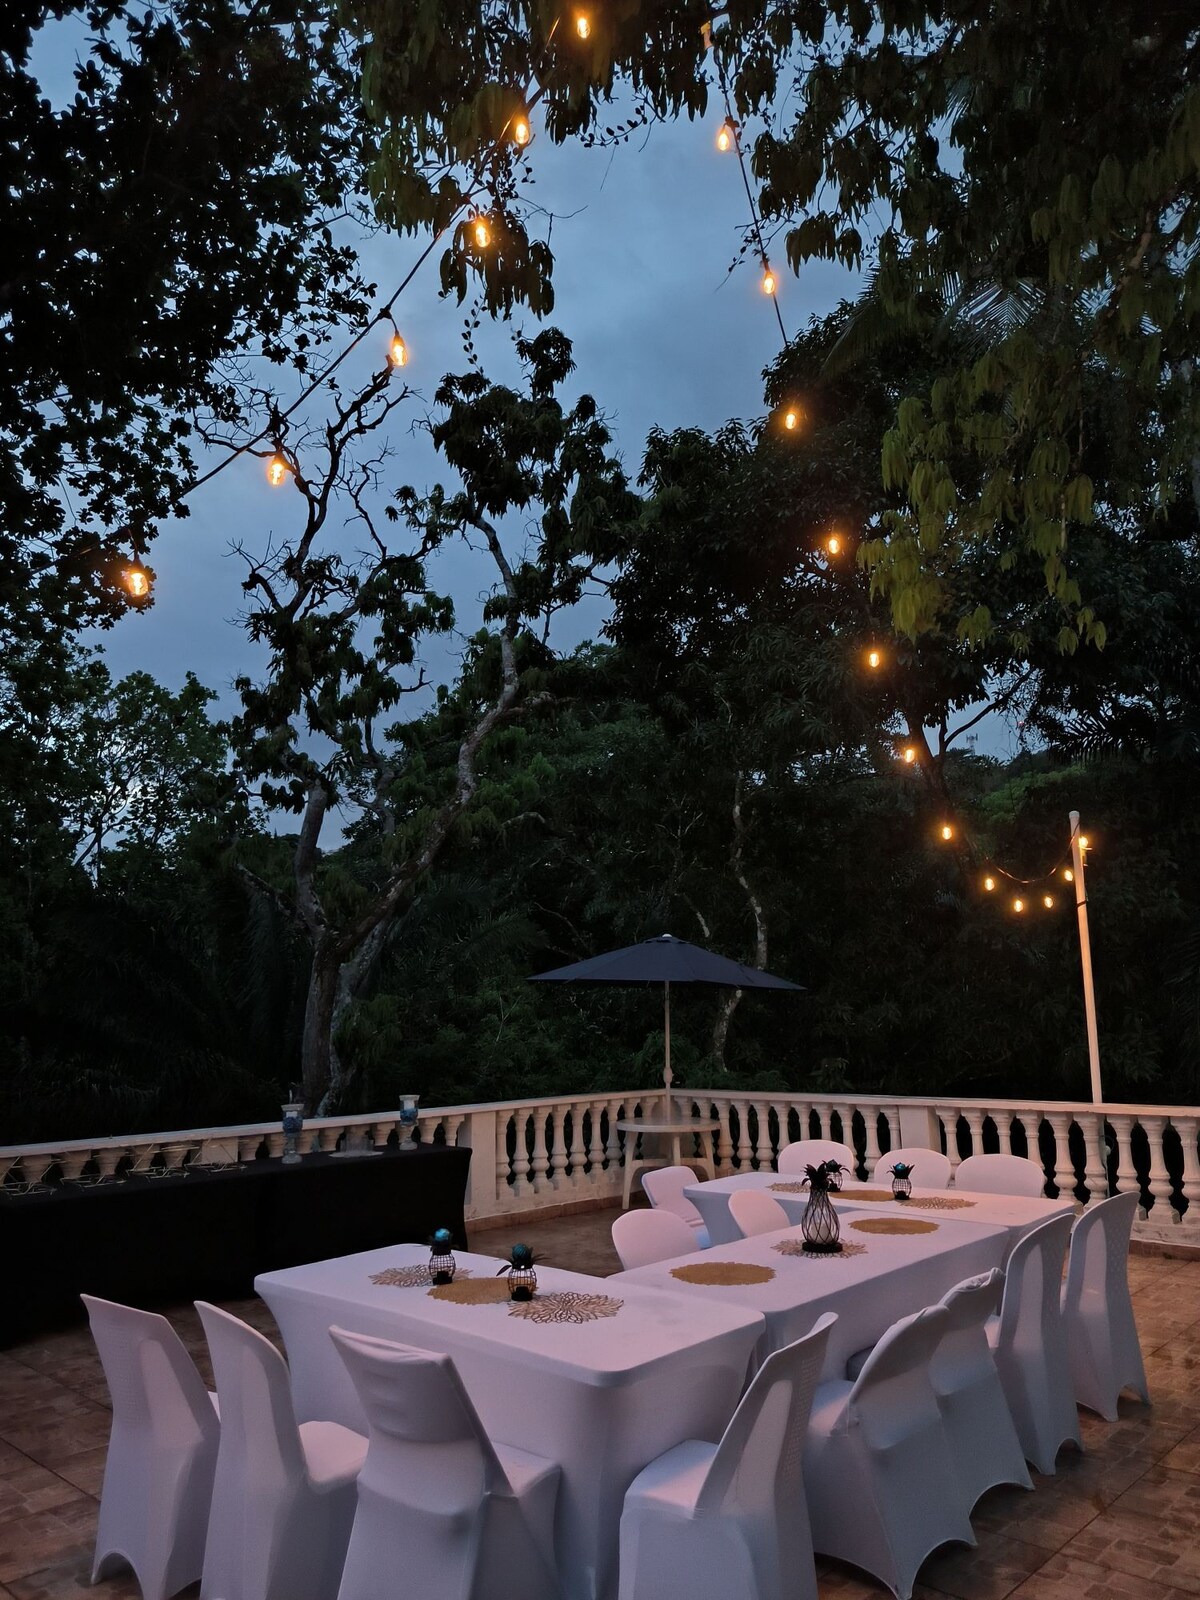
[1063,1190,1138,1315]
[776,1139,856,1177]
[728,1189,789,1238]
[955,1152,1046,1196]
[848,1306,950,1449]
[330,1328,501,1510]
[995,1213,1073,1356]
[612,1208,699,1269]
[197,1302,307,1492]
[640,1165,705,1228]
[930,1270,1004,1392]
[871,1148,952,1188]
[83,1295,218,1452]
[697,1313,835,1545]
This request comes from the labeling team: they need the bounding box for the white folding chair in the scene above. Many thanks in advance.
[330,1327,561,1600]
[776,1139,857,1178]
[612,1208,700,1269]
[619,1312,836,1600]
[83,1295,220,1600]
[1062,1191,1149,1420]
[805,1306,974,1600]
[985,1213,1081,1473]
[728,1189,789,1238]
[197,1302,367,1600]
[641,1165,711,1246]
[931,1272,1032,1507]
[954,1152,1046,1196]
[871,1148,952,1188]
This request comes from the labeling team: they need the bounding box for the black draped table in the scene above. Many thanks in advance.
[0,1144,471,1348]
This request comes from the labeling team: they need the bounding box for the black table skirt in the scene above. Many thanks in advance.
[0,1144,471,1348]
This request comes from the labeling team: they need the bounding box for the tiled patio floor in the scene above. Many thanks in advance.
[1,1207,1197,1599]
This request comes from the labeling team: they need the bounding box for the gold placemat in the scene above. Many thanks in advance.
[508,1292,623,1324]
[428,1278,510,1305]
[670,1261,776,1286]
[909,1195,976,1211]
[832,1187,895,1202]
[768,1181,810,1194]
[371,1265,474,1289]
[774,1238,868,1260]
[851,1217,939,1236]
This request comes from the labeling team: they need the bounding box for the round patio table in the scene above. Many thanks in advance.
[615,1117,719,1208]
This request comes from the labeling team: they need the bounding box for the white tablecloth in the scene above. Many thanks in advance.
[685,1171,1075,1249]
[256,1246,763,1600]
[615,1212,1012,1377]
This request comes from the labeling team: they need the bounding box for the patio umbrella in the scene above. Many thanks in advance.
[529,934,803,1113]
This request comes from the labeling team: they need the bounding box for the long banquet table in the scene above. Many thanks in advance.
[684,1171,1076,1249]
[256,1244,764,1600]
[615,1209,1012,1377]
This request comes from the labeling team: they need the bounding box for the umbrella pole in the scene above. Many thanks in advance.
[663,980,672,1121]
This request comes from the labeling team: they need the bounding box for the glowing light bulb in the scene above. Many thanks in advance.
[761,265,777,296]
[866,648,882,670]
[984,875,996,892]
[940,823,954,842]
[1063,867,1074,882]
[388,332,408,368]
[513,117,531,146]
[716,119,734,152]
[1013,897,1025,914]
[1043,894,1055,909]
[1079,834,1090,851]
[123,564,151,600]
[783,407,802,432]
[473,215,491,248]
[902,745,917,765]
[267,453,287,487]
[575,11,590,38]
[826,534,843,556]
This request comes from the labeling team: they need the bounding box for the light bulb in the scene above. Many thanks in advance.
[902,745,917,765]
[575,11,590,38]
[388,332,408,368]
[867,648,882,670]
[1079,834,1090,851]
[826,534,843,556]
[473,215,491,248]
[984,875,996,892]
[1013,897,1025,914]
[123,564,151,600]
[716,119,734,152]
[783,406,802,432]
[513,117,531,146]
[940,823,954,842]
[761,265,777,296]
[1063,867,1074,882]
[1043,894,1055,909]
[267,453,287,486]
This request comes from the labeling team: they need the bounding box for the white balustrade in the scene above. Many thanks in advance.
[2,1089,1197,1242]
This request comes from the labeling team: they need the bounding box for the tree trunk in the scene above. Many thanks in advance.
[300,938,341,1112]
[711,774,768,1068]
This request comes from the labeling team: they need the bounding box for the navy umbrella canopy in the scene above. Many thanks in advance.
[530,935,803,1107]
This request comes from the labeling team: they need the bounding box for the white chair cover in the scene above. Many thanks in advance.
[641,1165,711,1245]
[805,1305,974,1600]
[955,1153,1046,1197]
[618,1312,836,1600]
[612,1208,700,1269]
[985,1213,1081,1473]
[931,1271,1032,1506]
[330,1326,561,1600]
[83,1295,220,1600]
[1062,1191,1148,1420]
[871,1148,952,1188]
[728,1189,789,1238]
[197,1302,366,1600]
[777,1139,857,1177]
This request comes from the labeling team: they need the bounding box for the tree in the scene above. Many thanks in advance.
[230,329,637,1111]
[348,0,1200,637]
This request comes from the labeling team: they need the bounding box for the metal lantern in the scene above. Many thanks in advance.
[429,1228,456,1285]
[889,1162,915,1201]
[800,1164,843,1254]
[281,1095,304,1166]
[503,1243,538,1301]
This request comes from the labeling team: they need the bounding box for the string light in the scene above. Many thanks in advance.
[1013,897,1025,914]
[512,116,531,147]
[901,745,918,765]
[1079,835,1091,852]
[783,406,803,432]
[122,561,152,602]
[388,331,408,368]
[939,823,954,842]
[761,264,777,296]
[267,453,288,487]
[984,875,996,892]
[826,533,843,557]
[1063,867,1074,882]
[866,647,883,670]
[716,118,735,152]
[574,11,591,38]
[1043,894,1055,909]
[472,214,492,249]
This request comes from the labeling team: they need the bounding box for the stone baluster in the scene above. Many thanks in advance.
[961,1108,987,1159]
[1075,1111,1109,1205]
[733,1101,754,1170]
[1139,1116,1175,1221]
[811,1102,830,1141]
[1107,1114,1138,1203]
[493,1111,512,1205]
[861,1108,885,1177]
[511,1112,533,1196]
[707,1100,730,1172]
[1042,1112,1078,1202]
[936,1109,963,1176]
[1174,1116,1200,1234]
[58,1149,93,1181]
[547,1104,568,1190]
[93,1146,124,1180]
[312,1127,338,1152]
[601,1099,621,1171]
[529,1110,553,1194]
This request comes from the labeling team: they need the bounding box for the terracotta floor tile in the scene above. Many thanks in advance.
[816,1558,891,1597]
[0,1514,94,1587]
[913,1532,1050,1599]
[1062,1465,1200,1594]
[0,1410,112,1472]
[1162,1426,1200,1477]
[1007,1548,1198,1600]
[0,1460,88,1519]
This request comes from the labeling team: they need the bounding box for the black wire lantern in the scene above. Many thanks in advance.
[498,1242,538,1300]
[800,1162,843,1254]
[429,1227,456,1284]
[889,1162,915,1201]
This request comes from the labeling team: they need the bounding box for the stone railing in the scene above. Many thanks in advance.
[2,1089,1197,1244]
